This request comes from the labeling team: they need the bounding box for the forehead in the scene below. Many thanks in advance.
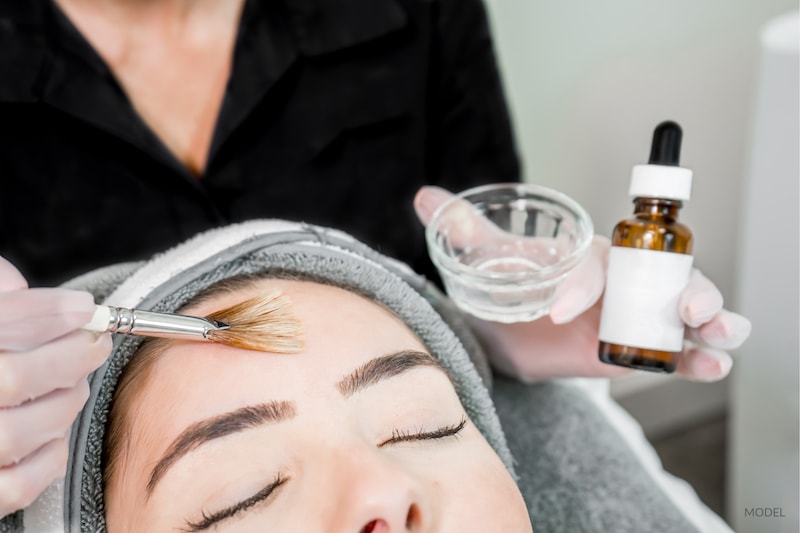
[143,279,430,412]
[183,278,425,353]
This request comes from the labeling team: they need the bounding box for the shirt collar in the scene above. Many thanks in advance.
[0,1,116,103]
[0,2,50,102]
[209,0,411,164]
[285,0,408,56]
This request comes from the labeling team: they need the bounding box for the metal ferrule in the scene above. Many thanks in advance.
[106,307,223,340]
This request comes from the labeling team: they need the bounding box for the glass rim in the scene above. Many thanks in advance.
[425,182,595,281]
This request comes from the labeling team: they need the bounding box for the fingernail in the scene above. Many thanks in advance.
[682,294,723,328]
[697,351,733,380]
[414,186,452,225]
[680,275,724,328]
[703,312,752,350]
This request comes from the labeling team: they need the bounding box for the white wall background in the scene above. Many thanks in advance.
[484,0,794,302]
[481,1,799,530]
[729,11,799,533]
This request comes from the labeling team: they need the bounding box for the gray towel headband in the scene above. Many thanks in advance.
[2,220,514,532]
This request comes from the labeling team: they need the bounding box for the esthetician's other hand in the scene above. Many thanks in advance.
[0,256,111,518]
[414,185,752,382]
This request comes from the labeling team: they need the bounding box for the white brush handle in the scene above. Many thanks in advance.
[83,305,113,332]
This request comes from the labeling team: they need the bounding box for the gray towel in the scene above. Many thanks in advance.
[493,376,703,532]
[8,221,512,532]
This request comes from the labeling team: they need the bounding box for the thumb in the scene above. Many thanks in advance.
[413,186,455,226]
[413,186,499,248]
[0,255,29,292]
[549,235,610,324]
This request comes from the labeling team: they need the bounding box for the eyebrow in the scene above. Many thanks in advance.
[336,350,449,398]
[144,350,448,497]
[146,401,295,497]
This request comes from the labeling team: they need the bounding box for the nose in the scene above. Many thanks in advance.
[353,501,423,533]
[325,449,429,532]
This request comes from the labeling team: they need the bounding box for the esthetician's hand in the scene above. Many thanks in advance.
[414,185,752,382]
[0,256,111,518]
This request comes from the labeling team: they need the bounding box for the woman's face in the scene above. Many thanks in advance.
[105,280,532,532]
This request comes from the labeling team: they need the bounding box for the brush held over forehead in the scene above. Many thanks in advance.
[204,291,305,353]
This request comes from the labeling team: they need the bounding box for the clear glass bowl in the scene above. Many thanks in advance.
[426,183,594,323]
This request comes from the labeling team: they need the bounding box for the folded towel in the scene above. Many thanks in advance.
[13,220,509,532]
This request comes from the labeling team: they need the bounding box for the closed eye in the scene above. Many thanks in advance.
[183,474,288,532]
[378,416,467,447]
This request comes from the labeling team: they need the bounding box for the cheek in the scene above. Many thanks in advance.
[446,471,530,531]
[435,438,532,532]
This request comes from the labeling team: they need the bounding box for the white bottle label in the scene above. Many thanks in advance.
[599,247,693,352]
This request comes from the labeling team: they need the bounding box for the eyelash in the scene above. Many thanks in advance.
[183,474,287,532]
[379,416,468,447]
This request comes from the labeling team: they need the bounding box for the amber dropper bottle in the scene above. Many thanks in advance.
[598,121,694,373]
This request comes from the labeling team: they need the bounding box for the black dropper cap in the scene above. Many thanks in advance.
[648,121,682,166]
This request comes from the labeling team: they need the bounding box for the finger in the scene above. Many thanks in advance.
[415,186,519,245]
[685,310,752,350]
[676,346,733,382]
[550,235,610,324]
[0,381,89,467]
[0,436,69,517]
[0,331,111,407]
[679,269,724,328]
[0,257,28,292]
[0,289,96,351]
[414,186,454,227]
[415,186,491,248]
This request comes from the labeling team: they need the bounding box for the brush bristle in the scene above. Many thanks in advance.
[204,291,304,353]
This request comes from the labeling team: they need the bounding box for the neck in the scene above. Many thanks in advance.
[54,0,246,41]
[633,197,681,218]
[53,0,247,66]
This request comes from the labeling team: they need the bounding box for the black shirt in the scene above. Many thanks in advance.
[0,0,520,287]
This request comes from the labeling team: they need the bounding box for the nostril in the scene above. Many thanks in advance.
[406,504,420,529]
[359,505,420,532]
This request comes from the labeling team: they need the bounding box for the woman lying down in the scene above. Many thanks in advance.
[4,220,729,532]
